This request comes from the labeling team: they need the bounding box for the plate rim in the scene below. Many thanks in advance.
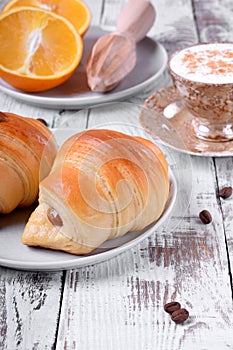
[0,28,168,109]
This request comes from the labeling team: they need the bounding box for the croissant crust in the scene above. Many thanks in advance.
[22,129,170,254]
[0,112,57,214]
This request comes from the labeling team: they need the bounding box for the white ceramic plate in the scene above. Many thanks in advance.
[0,128,177,271]
[0,26,167,109]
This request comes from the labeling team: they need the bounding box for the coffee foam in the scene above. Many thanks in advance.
[170,43,233,84]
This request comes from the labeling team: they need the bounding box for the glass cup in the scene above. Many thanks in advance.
[168,42,233,142]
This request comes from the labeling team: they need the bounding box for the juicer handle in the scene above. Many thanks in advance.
[116,0,156,43]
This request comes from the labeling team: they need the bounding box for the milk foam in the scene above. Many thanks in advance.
[170,43,233,84]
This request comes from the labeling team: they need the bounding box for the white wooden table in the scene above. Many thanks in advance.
[0,0,233,349]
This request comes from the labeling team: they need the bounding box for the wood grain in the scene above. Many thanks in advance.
[151,0,198,53]
[0,268,64,349]
[193,0,233,294]
[51,1,233,349]
[214,157,233,291]
[193,0,233,42]
[55,108,233,349]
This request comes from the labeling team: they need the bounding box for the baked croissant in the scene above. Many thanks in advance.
[0,112,57,214]
[22,129,169,255]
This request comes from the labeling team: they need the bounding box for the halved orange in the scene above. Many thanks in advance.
[2,0,91,36]
[0,7,83,92]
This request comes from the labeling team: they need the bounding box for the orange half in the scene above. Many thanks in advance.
[0,7,83,92]
[2,0,91,36]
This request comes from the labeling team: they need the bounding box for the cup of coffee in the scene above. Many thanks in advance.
[168,42,233,142]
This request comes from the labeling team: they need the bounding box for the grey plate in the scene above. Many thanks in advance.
[0,26,167,109]
[0,128,177,272]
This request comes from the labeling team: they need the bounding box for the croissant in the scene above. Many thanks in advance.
[22,129,169,255]
[0,112,57,214]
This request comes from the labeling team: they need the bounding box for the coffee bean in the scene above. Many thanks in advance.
[37,118,48,127]
[164,301,181,314]
[219,186,232,199]
[171,308,189,324]
[47,207,63,226]
[199,210,212,224]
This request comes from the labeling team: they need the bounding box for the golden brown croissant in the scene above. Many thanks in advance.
[22,129,169,254]
[0,112,57,214]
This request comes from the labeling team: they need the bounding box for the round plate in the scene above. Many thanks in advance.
[0,126,177,271]
[0,26,167,109]
[140,85,233,157]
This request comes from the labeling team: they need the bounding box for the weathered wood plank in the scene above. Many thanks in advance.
[193,0,233,292]
[56,109,233,349]
[151,0,199,52]
[55,1,233,349]
[193,0,233,42]
[0,2,66,349]
[0,1,102,350]
[213,157,233,290]
[0,92,60,127]
[0,1,233,350]
[0,268,64,350]
[56,166,233,349]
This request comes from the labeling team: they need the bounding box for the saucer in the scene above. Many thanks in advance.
[140,85,233,157]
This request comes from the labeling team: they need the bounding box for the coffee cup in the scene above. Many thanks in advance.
[168,42,233,142]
